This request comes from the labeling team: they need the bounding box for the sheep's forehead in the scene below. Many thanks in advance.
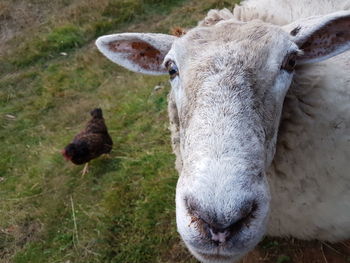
[173,20,292,67]
[170,20,294,103]
[169,20,294,129]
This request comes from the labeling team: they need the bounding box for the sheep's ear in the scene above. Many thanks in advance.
[95,33,176,75]
[284,11,350,64]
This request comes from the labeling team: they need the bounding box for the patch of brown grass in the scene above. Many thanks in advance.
[0,0,108,57]
[0,219,42,262]
[241,238,350,263]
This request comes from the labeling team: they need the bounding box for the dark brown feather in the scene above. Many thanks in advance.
[63,108,113,165]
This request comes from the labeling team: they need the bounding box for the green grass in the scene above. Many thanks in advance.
[12,24,85,67]
[2,1,349,262]
[0,0,240,262]
[4,0,192,70]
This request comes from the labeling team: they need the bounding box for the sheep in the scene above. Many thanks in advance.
[95,0,350,262]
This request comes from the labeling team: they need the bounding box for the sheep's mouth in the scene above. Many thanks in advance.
[196,251,235,261]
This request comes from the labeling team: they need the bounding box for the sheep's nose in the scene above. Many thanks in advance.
[208,227,230,244]
[205,220,246,245]
[186,196,257,245]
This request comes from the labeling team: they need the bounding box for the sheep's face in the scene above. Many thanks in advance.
[167,21,298,262]
[96,9,350,262]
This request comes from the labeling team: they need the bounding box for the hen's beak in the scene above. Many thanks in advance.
[61,149,71,161]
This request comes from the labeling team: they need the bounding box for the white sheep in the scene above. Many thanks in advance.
[95,0,350,262]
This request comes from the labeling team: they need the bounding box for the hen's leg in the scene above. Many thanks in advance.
[81,163,89,176]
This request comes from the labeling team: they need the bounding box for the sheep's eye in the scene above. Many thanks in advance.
[281,52,298,72]
[165,60,179,79]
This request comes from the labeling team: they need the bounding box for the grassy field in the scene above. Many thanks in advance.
[1,0,350,263]
[0,1,233,262]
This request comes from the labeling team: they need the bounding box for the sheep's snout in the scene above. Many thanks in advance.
[176,170,270,263]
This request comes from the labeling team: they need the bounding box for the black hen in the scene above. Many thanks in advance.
[62,108,113,165]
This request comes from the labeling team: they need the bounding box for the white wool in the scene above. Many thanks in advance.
[95,1,350,262]
[226,0,350,241]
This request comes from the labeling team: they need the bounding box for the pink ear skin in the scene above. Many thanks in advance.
[285,11,350,64]
[108,40,164,72]
[299,18,350,61]
[95,33,175,75]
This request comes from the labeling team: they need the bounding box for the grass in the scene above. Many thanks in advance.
[11,24,86,67]
[2,0,349,263]
[0,0,239,262]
